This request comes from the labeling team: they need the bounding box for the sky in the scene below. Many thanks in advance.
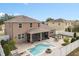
[0,3,79,21]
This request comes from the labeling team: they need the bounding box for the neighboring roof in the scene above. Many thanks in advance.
[27,24,55,34]
[55,18,66,22]
[42,22,65,31]
[40,24,55,30]
[5,16,40,23]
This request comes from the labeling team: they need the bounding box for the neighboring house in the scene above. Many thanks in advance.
[0,44,5,56]
[5,16,54,43]
[47,20,72,32]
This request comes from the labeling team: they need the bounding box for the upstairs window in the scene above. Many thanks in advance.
[19,23,22,28]
[38,23,40,27]
[30,23,32,27]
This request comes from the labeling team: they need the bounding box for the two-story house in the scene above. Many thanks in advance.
[47,20,72,32]
[5,16,54,43]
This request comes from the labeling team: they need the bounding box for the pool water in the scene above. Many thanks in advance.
[28,44,50,56]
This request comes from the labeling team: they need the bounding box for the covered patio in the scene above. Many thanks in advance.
[26,28,50,43]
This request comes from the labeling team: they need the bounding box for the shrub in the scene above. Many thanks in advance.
[3,44,11,56]
[64,37,69,43]
[8,40,16,51]
[71,38,76,43]
[65,27,71,32]
[1,39,16,56]
[73,32,77,38]
[1,40,6,47]
[62,43,69,46]
[76,36,79,40]
[62,37,70,46]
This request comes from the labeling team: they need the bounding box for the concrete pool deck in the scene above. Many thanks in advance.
[12,37,64,56]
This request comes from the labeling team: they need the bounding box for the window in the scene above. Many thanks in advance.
[22,34,24,38]
[19,23,22,28]
[38,23,40,27]
[30,23,32,27]
[18,34,21,39]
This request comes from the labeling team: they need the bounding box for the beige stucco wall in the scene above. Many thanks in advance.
[5,22,39,42]
[47,21,71,31]
[5,22,13,38]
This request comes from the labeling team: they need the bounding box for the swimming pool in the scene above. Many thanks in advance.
[28,44,50,56]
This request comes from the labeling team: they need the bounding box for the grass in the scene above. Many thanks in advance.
[67,47,79,56]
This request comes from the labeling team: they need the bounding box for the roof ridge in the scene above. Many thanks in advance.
[5,15,40,23]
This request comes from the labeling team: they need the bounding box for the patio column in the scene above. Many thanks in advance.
[30,34,32,43]
[40,33,42,41]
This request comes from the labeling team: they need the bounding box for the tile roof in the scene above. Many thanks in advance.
[5,15,40,23]
[27,24,55,34]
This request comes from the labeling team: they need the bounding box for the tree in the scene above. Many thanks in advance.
[46,18,54,22]
[71,32,77,43]
[0,13,15,25]
[73,32,77,38]
[3,44,11,56]
[4,14,9,21]
[65,26,72,32]
[71,38,76,43]
[76,36,79,40]
[1,39,16,56]
[8,40,16,51]
[1,40,6,47]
